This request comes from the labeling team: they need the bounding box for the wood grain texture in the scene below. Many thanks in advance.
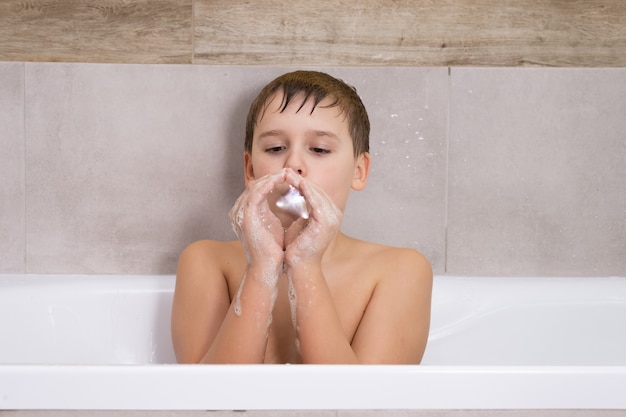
[1,0,625,66]
[194,0,626,67]
[0,0,192,64]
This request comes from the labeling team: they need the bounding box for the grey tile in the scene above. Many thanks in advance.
[331,67,448,272]
[248,411,335,417]
[0,413,247,417]
[339,412,463,417]
[1,410,622,417]
[447,68,626,276]
[23,64,447,274]
[24,63,286,273]
[340,412,626,417]
[0,62,25,273]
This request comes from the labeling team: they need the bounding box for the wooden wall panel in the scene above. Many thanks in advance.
[1,0,624,66]
[0,0,192,64]
[194,0,626,67]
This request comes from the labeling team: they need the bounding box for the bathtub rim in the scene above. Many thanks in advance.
[1,364,626,410]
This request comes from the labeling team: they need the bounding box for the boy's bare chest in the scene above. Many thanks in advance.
[262,270,375,364]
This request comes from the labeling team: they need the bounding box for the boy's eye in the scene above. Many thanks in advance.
[311,147,331,154]
[266,146,285,153]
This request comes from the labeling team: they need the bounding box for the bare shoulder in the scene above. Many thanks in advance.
[378,245,432,302]
[386,246,431,282]
[378,244,431,272]
[175,239,246,299]
[177,240,243,275]
[349,238,432,287]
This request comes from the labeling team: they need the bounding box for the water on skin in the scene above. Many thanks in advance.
[233,272,246,317]
[288,273,297,327]
[230,171,288,318]
[233,195,281,287]
[232,270,279,319]
[233,174,337,345]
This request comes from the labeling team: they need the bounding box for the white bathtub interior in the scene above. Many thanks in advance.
[0,275,176,366]
[1,274,625,411]
[1,274,625,367]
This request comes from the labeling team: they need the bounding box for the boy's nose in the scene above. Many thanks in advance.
[285,152,305,176]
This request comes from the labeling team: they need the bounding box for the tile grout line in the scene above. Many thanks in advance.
[22,62,28,273]
[191,0,195,64]
[443,66,452,274]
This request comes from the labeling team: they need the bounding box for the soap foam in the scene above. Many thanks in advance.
[276,185,310,219]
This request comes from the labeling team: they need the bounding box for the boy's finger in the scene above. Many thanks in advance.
[283,168,303,188]
[298,179,338,224]
[247,170,287,206]
[284,217,307,246]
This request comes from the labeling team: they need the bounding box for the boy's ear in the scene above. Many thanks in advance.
[351,152,370,191]
[243,152,255,185]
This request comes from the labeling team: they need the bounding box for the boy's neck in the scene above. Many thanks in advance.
[321,232,349,265]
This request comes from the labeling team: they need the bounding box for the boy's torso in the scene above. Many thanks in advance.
[220,235,390,364]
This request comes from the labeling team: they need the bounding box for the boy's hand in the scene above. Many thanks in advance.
[283,175,342,267]
[229,170,287,276]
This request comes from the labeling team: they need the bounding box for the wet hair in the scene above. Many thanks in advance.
[245,70,370,157]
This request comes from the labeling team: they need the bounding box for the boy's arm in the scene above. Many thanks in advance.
[171,240,279,364]
[289,261,359,363]
[350,249,432,363]
[293,248,432,364]
[286,177,432,364]
[172,171,291,363]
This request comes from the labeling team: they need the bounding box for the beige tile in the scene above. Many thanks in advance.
[447,68,626,276]
[330,67,448,272]
[0,62,25,273]
[192,0,626,67]
[0,0,192,64]
[24,64,283,273]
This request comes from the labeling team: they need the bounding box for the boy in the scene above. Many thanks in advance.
[171,70,432,364]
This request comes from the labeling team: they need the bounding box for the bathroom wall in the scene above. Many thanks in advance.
[1,62,624,276]
[1,1,625,276]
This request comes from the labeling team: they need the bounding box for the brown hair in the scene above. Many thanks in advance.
[245,71,370,157]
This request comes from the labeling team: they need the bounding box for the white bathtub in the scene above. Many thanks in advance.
[0,274,625,411]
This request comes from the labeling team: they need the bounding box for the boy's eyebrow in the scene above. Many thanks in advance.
[310,130,340,140]
[257,129,283,140]
[257,129,341,141]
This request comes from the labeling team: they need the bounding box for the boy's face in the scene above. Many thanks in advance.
[245,91,369,216]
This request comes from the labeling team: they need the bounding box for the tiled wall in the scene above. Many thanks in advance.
[1,62,624,276]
